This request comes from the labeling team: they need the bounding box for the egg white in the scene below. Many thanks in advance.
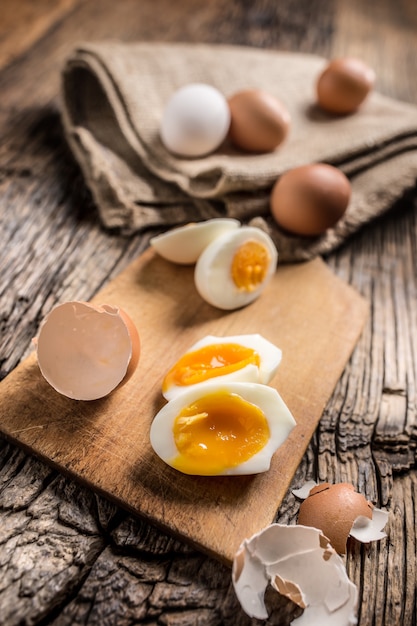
[150,218,241,265]
[150,381,296,476]
[194,226,278,310]
[163,333,282,400]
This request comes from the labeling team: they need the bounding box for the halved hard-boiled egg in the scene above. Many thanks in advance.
[150,381,296,475]
[194,226,278,310]
[35,301,140,401]
[162,333,282,400]
[150,218,240,265]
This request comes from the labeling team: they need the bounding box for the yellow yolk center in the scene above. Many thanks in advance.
[162,343,260,393]
[231,240,271,291]
[172,390,270,474]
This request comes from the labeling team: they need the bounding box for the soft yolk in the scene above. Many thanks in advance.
[231,240,271,291]
[162,343,260,393]
[172,390,270,475]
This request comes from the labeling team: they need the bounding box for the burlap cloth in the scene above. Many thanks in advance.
[61,42,417,262]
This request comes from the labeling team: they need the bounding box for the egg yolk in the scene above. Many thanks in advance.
[231,240,271,291]
[162,343,260,393]
[172,390,270,474]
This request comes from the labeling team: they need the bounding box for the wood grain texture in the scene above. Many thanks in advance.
[0,0,80,72]
[0,251,368,563]
[0,0,416,624]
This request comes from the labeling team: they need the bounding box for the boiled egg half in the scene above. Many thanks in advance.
[194,226,278,310]
[162,333,282,400]
[150,218,240,265]
[150,381,296,476]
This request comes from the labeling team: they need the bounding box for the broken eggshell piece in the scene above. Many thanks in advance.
[36,301,140,401]
[149,218,241,265]
[294,481,389,554]
[232,523,358,625]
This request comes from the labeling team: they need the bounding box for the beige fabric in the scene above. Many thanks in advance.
[61,42,417,262]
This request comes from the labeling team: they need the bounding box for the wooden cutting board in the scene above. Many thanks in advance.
[0,249,368,564]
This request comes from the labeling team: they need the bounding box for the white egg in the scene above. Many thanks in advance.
[150,381,296,476]
[162,333,282,400]
[150,218,241,265]
[160,83,231,157]
[194,226,278,310]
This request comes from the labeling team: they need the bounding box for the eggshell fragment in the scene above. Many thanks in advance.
[227,89,291,153]
[317,57,376,114]
[36,301,140,401]
[149,218,241,265]
[232,524,358,625]
[160,83,231,157]
[295,482,388,554]
[270,163,351,237]
[348,507,389,544]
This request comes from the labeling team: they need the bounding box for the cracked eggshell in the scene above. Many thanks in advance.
[295,482,388,554]
[36,301,140,401]
[149,218,241,265]
[232,523,358,625]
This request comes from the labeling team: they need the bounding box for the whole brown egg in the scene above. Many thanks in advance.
[270,163,351,237]
[316,57,376,114]
[227,89,291,153]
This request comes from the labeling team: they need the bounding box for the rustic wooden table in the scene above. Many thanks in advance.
[1,1,416,625]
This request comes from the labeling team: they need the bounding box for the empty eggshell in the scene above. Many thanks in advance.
[232,523,358,625]
[160,83,231,157]
[227,89,291,153]
[149,218,241,264]
[295,482,388,554]
[317,57,376,114]
[36,301,140,401]
[270,163,351,237]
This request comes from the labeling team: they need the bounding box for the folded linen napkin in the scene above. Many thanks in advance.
[61,42,417,262]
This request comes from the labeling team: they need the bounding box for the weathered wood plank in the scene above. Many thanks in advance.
[0,0,416,624]
[0,0,81,72]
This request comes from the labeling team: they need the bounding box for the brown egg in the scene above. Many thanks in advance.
[297,482,373,554]
[227,89,291,153]
[270,163,351,237]
[317,57,376,114]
